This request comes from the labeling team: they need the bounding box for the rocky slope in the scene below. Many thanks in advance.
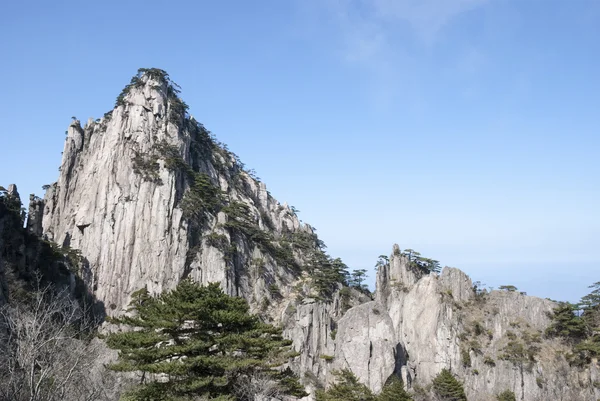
[0,185,82,305]
[28,69,599,400]
[345,246,600,400]
[41,69,323,318]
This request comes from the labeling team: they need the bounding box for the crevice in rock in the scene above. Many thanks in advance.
[77,223,90,234]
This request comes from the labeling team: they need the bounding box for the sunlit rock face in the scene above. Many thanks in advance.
[42,71,306,316]
[40,70,600,400]
[340,247,599,400]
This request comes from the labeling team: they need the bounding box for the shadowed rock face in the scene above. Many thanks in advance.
[39,70,599,400]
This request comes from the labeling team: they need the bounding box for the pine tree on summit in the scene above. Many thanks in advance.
[105,279,303,400]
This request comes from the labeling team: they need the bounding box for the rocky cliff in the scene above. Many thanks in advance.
[0,185,80,305]
[341,246,600,400]
[41,69,325,318]
[33,69,598,400]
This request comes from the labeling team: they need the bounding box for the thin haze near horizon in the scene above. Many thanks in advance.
[0,1,598,303]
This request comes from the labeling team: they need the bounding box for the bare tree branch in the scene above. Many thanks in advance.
[0,277,104,401]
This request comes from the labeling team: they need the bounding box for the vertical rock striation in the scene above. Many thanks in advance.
[38,69,599,400]
[42,70,308,316]
[340,244,599,400]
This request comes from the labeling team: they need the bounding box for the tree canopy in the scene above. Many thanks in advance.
[105,279,304,400]
[431,369,467,401]
[316,371,412,401]
[316,370,375,401]
[401,249,441,274]
[377,376,412,401]
[546,281,600,366]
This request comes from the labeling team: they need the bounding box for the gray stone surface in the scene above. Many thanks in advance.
[42,74,306,317]
[37,71,600,401]
[26,194,44,236]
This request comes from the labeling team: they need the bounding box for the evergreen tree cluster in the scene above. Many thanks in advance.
[316,370,412,401]
[105,279,305,400]
[431,368,467,401]
[546,282,600,366]
[401,249,441,274]
[0,186,24,220]
[348,269,369,293]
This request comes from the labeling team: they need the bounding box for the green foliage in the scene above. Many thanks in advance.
[545,302,587,341]
[401,248,441,274]
[461,348,471,368]
[546,283,600,366]
[221,201,300,272]
[181,171,223,226]
[570,336,600,366]
[268,284,280,296]
[105,279,299,400]
[377,376,413,401]
[310,255,350,299]
[536,376,544,388]
[168,93,189,125]
[500,334,539,368]
[496,389,516,401]
[431,369,467,401]
[483,355,496,366]
[116,68,172,107]
[339,287,353,313]
[275,367,309,398]
[131,151,161,183]
[0,186,22,216]
[499,285,518,292]
[315,369,375,401]
[205,232,230,251]
[580,282,600,329]
[472,321,484,336]
[349,269,369,292]
[375,255,389,271]
[288,230,324,251]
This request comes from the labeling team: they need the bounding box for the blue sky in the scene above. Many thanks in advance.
[1,0,598,302]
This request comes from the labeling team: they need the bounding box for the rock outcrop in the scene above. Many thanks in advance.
[26,194,44,236]
[336,246,600,400]
[0,186,83,305]
[42,69,313,317]
[34,69,599,400]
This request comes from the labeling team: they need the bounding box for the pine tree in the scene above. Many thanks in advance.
[349,269,368,291]
[431,369,467,401]
[105,279,302,400]
[377,376,413,401]
[546,283,600,366]
[580,282,600,329]
[545,302,587,341]
[316,369,375,401]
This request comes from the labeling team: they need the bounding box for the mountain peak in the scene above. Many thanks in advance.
[111,68,187,122]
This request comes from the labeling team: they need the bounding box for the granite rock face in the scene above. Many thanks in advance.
[343,247,600,401]
[0,187,76,305]
[26,194,44,236]
[41,71,307,317]
[333,300,396,394]
[37,70,599,400]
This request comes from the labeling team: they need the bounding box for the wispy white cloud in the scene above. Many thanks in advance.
[298,0,490,109]
[370,0,488,44]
